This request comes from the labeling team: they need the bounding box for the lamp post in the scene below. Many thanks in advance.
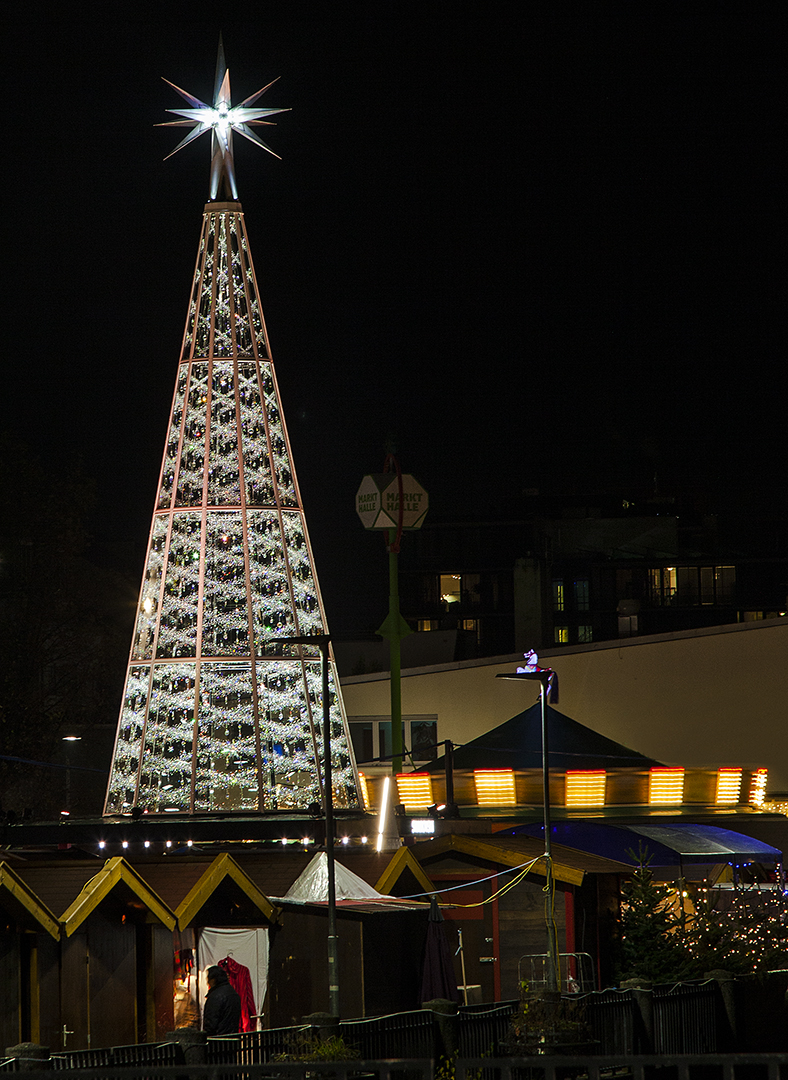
[496,664,559,992]
[62,735,82,815]
[271,634,339,1017]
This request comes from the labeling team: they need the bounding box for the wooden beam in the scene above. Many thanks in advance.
[0,862,60,940]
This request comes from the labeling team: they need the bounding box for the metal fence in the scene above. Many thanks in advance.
[50,1043,181,1071]
[7,1055,788,1080]
[581,987,642,1054]
[0,1061,435,1080]
[0,982,732,1072]
[457,1053,788,1080]
[341,1010,436,1060]
[458,1001,519,1058]
[207,1026,312,1065]
[653,981,719,1054]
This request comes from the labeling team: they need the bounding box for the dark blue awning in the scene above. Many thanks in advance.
[513,821,782,866]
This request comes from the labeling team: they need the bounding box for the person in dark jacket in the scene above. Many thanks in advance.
[203,965,242,1035]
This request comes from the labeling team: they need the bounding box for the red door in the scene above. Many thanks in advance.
[433,873,500,1004]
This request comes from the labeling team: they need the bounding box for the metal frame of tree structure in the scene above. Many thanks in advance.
[104,47,361,816]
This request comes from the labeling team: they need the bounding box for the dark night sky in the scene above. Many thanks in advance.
[4,8,787,636]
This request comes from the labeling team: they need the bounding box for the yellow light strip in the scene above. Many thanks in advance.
[648,767,685,805]
[376,776,390,852]
[749,768,768,807]
[395,773,434,812]
[358,772,370,811]
[565,770,606,807]
[715,768,742,805]
[474,769,516,806]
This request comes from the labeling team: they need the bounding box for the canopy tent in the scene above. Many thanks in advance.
[427,701,664,772]
[512,821,782,868]
[281,851,388,902]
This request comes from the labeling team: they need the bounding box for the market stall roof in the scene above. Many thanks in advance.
[370,845,437,897]
[512,821,782,867]
[0,861,60,939]
[171,853,280,929]
[58,857,177,936]
[411,832,633,886]
[11,861,116,918]
[426,701,664,772]
[282,851,387,902]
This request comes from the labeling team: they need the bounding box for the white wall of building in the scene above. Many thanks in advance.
[341,618,788,792]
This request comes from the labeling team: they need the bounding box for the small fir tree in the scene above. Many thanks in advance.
[616,847,692,985]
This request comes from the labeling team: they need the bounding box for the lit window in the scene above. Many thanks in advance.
[554,626,569,644]
[673,565,736,606]
[418,619,438,631]
[565,770,606,807]
[749,769,768,806]
[440,574,461,604]
[552,580,565,612]
[396,773,434,812]
[649,767,685,804]
[716,768,742,804]
[649,567,677,606]
[474,769,516,806]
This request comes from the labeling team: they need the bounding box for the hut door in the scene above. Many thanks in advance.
[435,874,499,1004]
[87,913,138,1049]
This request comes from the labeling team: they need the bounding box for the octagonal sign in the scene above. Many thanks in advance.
[355,473,429,530]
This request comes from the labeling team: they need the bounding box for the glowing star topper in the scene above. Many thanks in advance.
[159,38,289,201]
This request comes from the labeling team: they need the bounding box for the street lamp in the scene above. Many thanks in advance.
[496,657,559,992]
[271,634,339,1018]
[62,736,82,815]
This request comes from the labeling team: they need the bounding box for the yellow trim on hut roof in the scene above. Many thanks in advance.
[0,861,61,940]
[176,853,280,931]
[373,844,437,897]
[60,857,177,937]
[413,833,585,887]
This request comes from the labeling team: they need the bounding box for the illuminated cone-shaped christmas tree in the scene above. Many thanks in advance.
[104,48,361,815]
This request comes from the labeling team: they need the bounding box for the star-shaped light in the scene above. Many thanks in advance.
[159,40,289,200]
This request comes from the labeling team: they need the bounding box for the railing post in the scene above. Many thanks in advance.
[705,969,738,1051]
[304,1012,340,1040]
[422,998,459,1060]
[621,981,654,1053]
[4,1043,51,1071]
[165,1029,207,1066]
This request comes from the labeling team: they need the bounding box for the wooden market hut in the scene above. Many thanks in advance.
[260,850,432,1025]
[0,846,437,1050]
[1,857,177,1051]
[0,862,61,1051]
[407,832,632,998]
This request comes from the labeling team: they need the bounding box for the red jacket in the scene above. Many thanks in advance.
[218,957,256,1033]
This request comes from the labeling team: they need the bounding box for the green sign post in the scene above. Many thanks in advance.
[355,463,428,774]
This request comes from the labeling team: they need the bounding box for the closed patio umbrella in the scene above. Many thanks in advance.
[420,896,460,1004]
